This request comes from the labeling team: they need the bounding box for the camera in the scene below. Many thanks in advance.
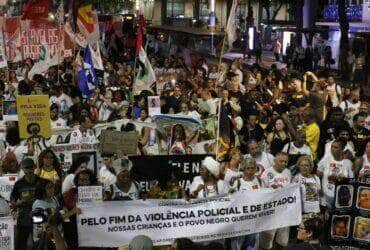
[32,208,63,226]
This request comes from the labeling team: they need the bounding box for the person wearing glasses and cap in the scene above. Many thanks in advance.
[189,156,229,198]
[104,157,141,201]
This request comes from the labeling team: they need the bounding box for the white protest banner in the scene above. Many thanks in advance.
[0,217,14,250]
[51,143,100,173]
[0,175,17,201]
[78,184,301,247]
[0,29,7,68]
[78,186,103,204]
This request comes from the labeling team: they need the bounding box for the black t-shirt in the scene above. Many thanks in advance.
[10,176,46,227]
[352,126,370,156]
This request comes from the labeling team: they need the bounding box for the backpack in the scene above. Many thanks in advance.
[1,147,20,173]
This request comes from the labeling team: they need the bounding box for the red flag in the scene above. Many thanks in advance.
[135,15,146,54]
[22,0,50,20]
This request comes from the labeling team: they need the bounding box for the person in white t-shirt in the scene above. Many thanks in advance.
[230,158,261,250]
[357,141,370,181]
[104,157,141,201]
[66,116,97,144]
[49,86,73,117]
[50,104,67,129]
[323,125,355,159]
[99,154,117,189]
[260,152,291,250]
[190,156,229,198]
[317,140,354,209]
[244,140,274,178]
[339,88,361,127]
[293,156,321,214]
[326,76,342,107]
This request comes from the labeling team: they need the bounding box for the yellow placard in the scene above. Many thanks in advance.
[17,95,51,139]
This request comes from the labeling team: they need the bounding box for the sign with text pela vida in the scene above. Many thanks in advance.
[17,95,51,139]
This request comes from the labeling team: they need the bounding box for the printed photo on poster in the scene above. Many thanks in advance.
[3,100,17,121]
[72,152,98,174]
[331,215,351,239]
[356,186,370,211]
[335,185,354,208]
[353,216,370,242]
[148,96,161,117]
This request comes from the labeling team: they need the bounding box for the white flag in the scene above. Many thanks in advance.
[90,43,104,71]
[28,46,59,79]
[226,0,238,50]
[133,47,156,95]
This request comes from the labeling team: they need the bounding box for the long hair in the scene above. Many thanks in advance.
[38,149,63,179]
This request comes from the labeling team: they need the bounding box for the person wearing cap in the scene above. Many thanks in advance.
[189,156,229,198]
[10,158,46,250]
[104,157,141,201]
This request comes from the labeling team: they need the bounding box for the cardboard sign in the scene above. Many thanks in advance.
[78,186,103,204]
[17,95,51,139]
[100,130,138,156]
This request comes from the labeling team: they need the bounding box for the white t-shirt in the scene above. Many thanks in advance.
[238,178,261,191]
[190,176,228,198]
[317,156,353,207]
[326,84,341,107]
[49,93,73,114]
[68,129,97,144]
[224,168,243,189]
[282,142,312,158]
[324,140,355,158]
[62,174,75,194]
[50,118,67,129]
[293,174,321,213]
[339,100,361,127]
[244,152,275,178]
[261,167,291,188]
[359,154,370,176]
[99,165,117,189]
[105,182,140,200]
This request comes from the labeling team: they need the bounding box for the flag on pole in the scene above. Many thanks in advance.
[90,42,103,71]
[55,1,65,26]
[64,22,88,47]
[216,100,233,161]
[78,45,97,98]
[226,0,238,50]
[77,4,100,43]
[22,0,50,20]
[28,46,59,79]
[133,47,156,96]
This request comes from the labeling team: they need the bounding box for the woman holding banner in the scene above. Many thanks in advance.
[190,156,228,198]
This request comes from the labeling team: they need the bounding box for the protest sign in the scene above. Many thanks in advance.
[0,217,14,250]
[0,175,17,201]
[16,95,51,139]
[130,154,209,191]
[51,143,100,174]
[78,184,301,247]
[4,17,72,62]
[78,186,103,204]
[2,101,17,121]
[100,130,138,156]
[0,29,7,68]
[148,96,161,116]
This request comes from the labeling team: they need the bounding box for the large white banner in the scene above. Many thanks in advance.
[0,217,14,250]
[78,184,302,247]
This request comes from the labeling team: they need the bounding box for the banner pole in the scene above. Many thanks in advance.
[215,97,221,161]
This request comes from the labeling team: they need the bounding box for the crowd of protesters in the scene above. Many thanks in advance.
[0,32,369,250]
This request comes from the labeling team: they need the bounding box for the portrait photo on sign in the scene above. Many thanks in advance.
[353,216,370,242]
[356,186,370,211]
[331,215,351,239]
[2,100,17,121]
[335,185,354,209]
[72,152,97,174]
